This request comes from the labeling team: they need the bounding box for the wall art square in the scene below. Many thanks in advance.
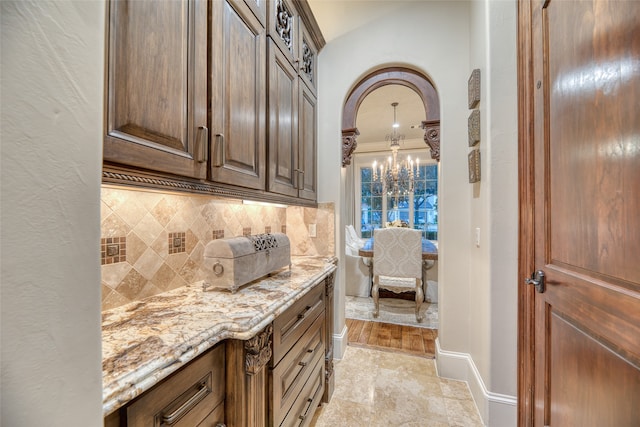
[468,68,481,109]
[468,109,480,146]
[468,149,481,183]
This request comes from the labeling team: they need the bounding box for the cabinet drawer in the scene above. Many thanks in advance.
[126,343,225,427]
[196,401,225,427]
[271,312,325,426]
[273,283,324,364]
[279,356,324,427]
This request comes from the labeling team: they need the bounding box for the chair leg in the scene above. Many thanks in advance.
[415,279,424,323]
[372,276,379,318]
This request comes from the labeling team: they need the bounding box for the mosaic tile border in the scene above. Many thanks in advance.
[101,237,126,265]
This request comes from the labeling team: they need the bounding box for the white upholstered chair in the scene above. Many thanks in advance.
[344,225,371,297]
[372,227,424,322]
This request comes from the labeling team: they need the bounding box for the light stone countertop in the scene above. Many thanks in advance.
[102,256,337,416]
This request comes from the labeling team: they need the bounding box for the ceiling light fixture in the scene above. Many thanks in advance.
[371,102,419,199]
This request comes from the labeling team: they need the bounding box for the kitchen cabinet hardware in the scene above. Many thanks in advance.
[212,133,225,167]
[161,381,210,425]
[196,126,208,163]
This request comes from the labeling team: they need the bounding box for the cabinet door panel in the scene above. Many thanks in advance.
[297,18,317,95]
[267,40,299,197]
[298,82,317,201]
[266,0,298,66]
[105,0,207,179]
[211,0,266,190]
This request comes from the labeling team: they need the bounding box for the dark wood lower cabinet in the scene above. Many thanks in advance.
[114,342,226,427]
[104,272,336,427]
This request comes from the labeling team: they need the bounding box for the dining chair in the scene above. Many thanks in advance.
[372,227,424,322]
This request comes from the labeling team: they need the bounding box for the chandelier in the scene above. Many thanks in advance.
[372,102,420,198]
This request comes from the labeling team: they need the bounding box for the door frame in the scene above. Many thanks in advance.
[517,0,536,425]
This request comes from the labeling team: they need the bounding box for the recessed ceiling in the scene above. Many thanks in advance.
[355,84,426,153]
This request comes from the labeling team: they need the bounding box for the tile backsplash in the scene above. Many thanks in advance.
[101,186,334,311]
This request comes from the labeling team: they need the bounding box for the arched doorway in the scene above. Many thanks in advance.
[341,67,440,167]
[342,66,442,328]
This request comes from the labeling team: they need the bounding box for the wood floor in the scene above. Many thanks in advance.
[346,318,437,358]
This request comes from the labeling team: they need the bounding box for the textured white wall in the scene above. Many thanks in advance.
[466,0,518,423]
[485,0,518,398]
[316,0,472,356]
[1,2,105,425]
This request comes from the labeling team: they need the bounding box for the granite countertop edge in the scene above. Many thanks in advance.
[102,256,337,417]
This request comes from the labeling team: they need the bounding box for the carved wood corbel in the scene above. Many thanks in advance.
[342,128,360,167]
[227,324,273,427]
[422,121,441,161]
[244,324,273,375]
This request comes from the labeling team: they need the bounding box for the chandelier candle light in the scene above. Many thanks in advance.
[372,102,420,197]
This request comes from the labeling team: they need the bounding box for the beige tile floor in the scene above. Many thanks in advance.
[311,346,484,427]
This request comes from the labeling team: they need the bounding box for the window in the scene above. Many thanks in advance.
[357,156,438,240]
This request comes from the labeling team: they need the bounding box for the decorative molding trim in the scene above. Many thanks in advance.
[333,325,348,360]
[341,128,360,167]
[341,67,439,168]
[422,121,441,161]
[435,338,517,426]
[293,0,326,50]
[301,39,313,83]
[275,0,294,53]
[244,325,273,375]
[324,270,336,295]
[102,167,318,207]
[325,357,334,380]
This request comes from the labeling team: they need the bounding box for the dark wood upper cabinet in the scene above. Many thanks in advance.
[104,0,208,179]
[298,81,317,201]
[103,0,324,205]
[297,17,317,95]
[209,0,266,191]
[268,40,299,198]
[266,0,319,201]
[266,0,299,68]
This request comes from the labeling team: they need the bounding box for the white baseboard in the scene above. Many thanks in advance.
[333,324,348,360]
[435,338,517,427]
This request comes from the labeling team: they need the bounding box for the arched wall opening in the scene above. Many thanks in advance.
[340,65,442,318]
[341,66,441,168]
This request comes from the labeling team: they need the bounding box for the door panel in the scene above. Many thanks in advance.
[210,0,266,190]
[298,82,317,201]
[105,0,207,179]
[546,0,640,286]
[549,311,639,426]
[529,0,640,425]
[267,40,299,197]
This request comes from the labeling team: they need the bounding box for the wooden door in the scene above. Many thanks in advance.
[520,0,640,425]
[210,0,266,190]
[104,0,208,179]
[297,81,317,201]
[267,39,299,198]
